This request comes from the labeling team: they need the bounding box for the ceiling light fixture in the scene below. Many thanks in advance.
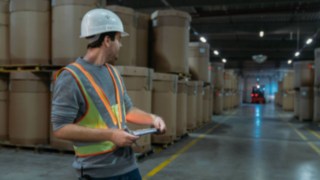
[222,58,227,63]
[306,38,313,45]
[294,51,300,57]
[259,31,264,37]
[252,54,267,63]
[200,36,206,43]
[288,59,292,64]
[214,50,219,55]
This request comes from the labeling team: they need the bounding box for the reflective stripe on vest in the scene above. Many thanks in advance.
[55,62,126,157]
[72,63,124,127]
[105,64,126,124]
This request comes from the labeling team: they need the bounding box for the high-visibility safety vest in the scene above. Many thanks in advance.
[55,62,127,157]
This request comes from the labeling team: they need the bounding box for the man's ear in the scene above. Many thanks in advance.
[103,36,111,47]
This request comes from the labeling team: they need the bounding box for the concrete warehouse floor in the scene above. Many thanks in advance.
[1,103,320,180]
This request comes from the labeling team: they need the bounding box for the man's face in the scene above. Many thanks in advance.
[108,32,122,64]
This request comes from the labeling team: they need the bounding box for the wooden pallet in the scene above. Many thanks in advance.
[0,141,74,154]
[174,133,189,142]
[299,118,313,122]
[168,72,192,79]
[197,122,206,128]
[152,134,175,146]
[135,148,154,161]
[0,64,63,72]
[132,144,152,154]
[152,141,174,149]
[187,127,196,133]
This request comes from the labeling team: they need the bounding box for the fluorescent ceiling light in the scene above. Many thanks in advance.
[306,38,313,45]
[200,36,206,43]
[252,54,267,63]
[222,58,227,63]
[294,51,300,57]
[288,59,292,64]
[214,50,219,55]
[259,31,264,37]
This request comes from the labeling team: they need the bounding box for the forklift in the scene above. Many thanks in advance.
[251,84,266,104]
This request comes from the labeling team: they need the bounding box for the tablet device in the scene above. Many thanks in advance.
[132,128,158,136]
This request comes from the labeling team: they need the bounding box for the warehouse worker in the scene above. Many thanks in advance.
[51,8,166,180]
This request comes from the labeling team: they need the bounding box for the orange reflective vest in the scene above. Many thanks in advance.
[55,62,126,157]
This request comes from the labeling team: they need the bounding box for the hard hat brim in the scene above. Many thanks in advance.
[121,32,129,37]
[79,31,129,38]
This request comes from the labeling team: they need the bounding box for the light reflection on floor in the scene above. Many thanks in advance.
[254,105,262,138]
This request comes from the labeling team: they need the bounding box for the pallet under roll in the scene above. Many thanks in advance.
[0,64,63,72]
[152,73,178,145]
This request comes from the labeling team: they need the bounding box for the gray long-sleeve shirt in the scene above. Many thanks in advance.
[51,58,137,178]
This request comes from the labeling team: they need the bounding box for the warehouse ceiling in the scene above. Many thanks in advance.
[106,0,320,70]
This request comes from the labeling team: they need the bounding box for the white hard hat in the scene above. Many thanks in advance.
[80,8,129,38]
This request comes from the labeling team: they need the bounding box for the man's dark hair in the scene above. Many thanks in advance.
[86,32,117,49]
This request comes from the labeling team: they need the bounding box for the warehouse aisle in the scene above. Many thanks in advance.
[1,103,320,180]
[139,103,320,180]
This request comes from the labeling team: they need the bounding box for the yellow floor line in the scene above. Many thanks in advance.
[143,111,235,179]
[308,129,320,140]
[288,123,320,156]
[308,142,320,155]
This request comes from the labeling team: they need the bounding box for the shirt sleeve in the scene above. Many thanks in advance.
[51,70,85,131]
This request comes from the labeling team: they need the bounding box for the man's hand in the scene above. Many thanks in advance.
[110,129,139,147]
[125,107,166,134]
[151,115,166,134]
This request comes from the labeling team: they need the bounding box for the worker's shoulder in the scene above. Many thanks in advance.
[55,69,77,84]
[56,68,73,78]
